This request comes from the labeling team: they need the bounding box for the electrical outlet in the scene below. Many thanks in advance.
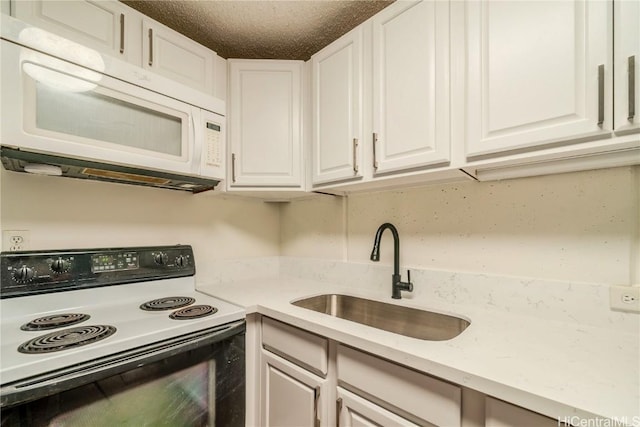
[2,230,30,252]
[610,285,640,313]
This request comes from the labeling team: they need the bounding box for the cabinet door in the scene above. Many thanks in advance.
[372,0,450,174]
[12,0,140,63]
[614,0,640,134]
[337,387,422,427]
[228,60,303,187]
[311,26,364,185]
[464,0,612,157]
[261,351,325,427]
[485,397,557,427]
[142,19,214,94]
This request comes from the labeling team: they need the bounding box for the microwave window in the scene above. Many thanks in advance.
[35,82,183,157]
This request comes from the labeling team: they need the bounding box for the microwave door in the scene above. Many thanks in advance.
[2,39,197,177]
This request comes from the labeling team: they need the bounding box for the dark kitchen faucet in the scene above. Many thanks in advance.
[370,223,413,299]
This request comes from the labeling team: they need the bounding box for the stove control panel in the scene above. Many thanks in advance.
[0,245,195,298]
[92,252,139,273]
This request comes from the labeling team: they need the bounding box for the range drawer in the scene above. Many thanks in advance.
[337,344,461,427]
[262,317,328,376]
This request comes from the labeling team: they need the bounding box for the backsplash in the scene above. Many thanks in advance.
[279,257,639,333]
[281,166,640,285]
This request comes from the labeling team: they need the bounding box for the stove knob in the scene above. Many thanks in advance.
[154,252,169,265]
[14,266,35,282]
[175,255,188,268]
[51,258,70,273]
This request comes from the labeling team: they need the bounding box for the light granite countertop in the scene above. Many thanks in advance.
[197,267,640,425]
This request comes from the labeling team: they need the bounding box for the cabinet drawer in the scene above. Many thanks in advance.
[337,345,461,427]
[262,317,328,376]
[485,397,557,427]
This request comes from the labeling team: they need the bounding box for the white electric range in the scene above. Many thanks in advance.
[0,245,246,425]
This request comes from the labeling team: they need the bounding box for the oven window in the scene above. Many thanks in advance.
[53,362,211,426]
[1,333,245,427]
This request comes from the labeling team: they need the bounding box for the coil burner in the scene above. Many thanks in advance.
[18,325,117,354]
[20,313,90,331]
[169,305,217,320]
[140,296,195,311]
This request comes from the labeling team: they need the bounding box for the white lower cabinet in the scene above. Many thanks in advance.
[258,317,461,427]
[485,397,558,427]
[336,387,420,427]
[255,316,570,427]
[261,351,326,427]
[259,317,329,426]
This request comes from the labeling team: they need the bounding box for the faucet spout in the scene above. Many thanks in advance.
[370,223,412,299]
[370,223,400,276]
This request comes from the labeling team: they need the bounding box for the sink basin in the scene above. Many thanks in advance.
[292,294,470,341]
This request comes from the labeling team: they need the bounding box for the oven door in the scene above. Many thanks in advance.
[1,321,245,427]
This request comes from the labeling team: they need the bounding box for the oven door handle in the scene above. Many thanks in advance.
[0,320,245,408]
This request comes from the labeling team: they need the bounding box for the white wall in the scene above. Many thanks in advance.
[0,169,280,282]
[3,166,638,286]
[281,166,640,285]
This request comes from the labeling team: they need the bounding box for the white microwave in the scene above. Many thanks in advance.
[1,19,225,192]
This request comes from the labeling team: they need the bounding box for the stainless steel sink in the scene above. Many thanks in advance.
[292,294,470,341]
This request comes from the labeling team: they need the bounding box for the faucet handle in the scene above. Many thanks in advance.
[406,269,413,292]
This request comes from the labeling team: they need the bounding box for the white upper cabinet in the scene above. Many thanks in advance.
[228,60,304,188]
[142,19,215,94]
[613,0,640,134]
[311,0,454,189]
[464,0,612,157]
[311,26,364,185]
[372,0,451,174]
[11,0,217,95]
[12,0,141,64]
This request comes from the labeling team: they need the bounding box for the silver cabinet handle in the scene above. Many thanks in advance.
[629,56,636,121]
[352,138,359,174]
[119,14,125,54]
[336,398,343,427]
[148,28,153,66]
[231,153,236,183]
[313,386,321,427]
[597,64,605,127]
[372,132,379,170]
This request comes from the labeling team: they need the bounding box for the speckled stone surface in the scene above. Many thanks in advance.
[197,257,640,423]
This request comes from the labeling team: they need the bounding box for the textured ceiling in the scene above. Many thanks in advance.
[121,0,394,60]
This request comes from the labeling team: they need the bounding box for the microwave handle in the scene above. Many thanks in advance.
[190,111,202,175]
